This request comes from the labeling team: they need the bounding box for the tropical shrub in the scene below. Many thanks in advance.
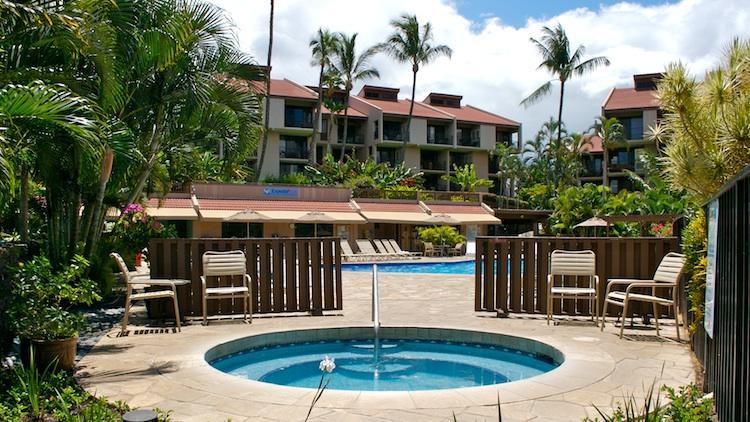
[417,226,465,247]
[586,382,713,421]
[261,173,312,185]
[548,184,608,234]
[305,154,423,190]
[441,164,493,192]
[9,255,99,341]
[681,209,708,332]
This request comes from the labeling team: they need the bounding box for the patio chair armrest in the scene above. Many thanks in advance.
[137,279,177,287]
[200,275,207,288]
[625,281,674,294]
[243,274,253,289]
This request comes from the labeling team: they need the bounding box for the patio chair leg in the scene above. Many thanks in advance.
[674,304,681,342]
[202,294,208,326]
[546,293,552,325]
[619,300,629,339]
[652,301,660,337]
[173,295,181,332]
[243,294,248,323]
[600,300,609,331]
[121,293,131,333]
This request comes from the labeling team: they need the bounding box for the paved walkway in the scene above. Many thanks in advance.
[77,271,696,422]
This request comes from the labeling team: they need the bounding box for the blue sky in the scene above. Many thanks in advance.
[454,0,675,27]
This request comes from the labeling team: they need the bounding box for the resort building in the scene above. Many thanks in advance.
[146,183,500,252]
[582,73,662,192]
[253,78,522,192]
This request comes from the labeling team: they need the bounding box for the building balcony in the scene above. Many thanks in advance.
[383,129,407,142]
[336,134,364,144]
[279,147,309,160]
[458,136,480,147]
[427,134,453,145]
[421,161,446,171]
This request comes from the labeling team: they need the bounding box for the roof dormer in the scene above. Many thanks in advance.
[633,73,663,91]
[423,92,462,108]
[359,85,400,101]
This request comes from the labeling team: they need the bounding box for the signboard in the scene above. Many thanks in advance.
[262,187,299,198]
[704,199,719,338]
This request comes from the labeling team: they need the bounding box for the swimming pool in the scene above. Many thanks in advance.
[207,327,561,391]
[342,260,476,274]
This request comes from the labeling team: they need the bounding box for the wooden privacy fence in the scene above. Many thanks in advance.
[147,237,342,317]
[475,236,680,317]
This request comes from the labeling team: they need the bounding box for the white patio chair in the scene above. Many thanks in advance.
[201,250,252,325]
[547,250,599,326]
[601,252,686,339]
[111,252,181,334]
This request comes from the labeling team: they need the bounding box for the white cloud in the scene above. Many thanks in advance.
[211,0,749,138]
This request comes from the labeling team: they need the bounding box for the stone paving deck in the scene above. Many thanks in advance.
[76,271,696,422]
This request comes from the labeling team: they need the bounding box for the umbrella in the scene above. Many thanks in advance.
[297,211,336,222]
[574,217,609,228]
[425,213,460,225]
[226,209,272,222]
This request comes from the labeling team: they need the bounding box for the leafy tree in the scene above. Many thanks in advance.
[330,33,379,162]
[309,28,339,165]
[492,143,522,196]
[417,225,465,247]
[378,14,452,144]
[305,154,422,190]
[442,164,493,192]
[521,23,610,145]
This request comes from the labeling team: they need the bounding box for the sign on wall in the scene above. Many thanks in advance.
[704,199,719,338]
[263,187,299,198]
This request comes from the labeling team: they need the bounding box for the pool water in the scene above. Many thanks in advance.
[343,260,476,275]
[210,338,558,391]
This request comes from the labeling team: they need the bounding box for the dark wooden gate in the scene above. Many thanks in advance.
[148,237,342,316]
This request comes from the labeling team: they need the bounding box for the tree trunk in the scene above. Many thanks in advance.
[557,80,565,145]
[406,67,417,145]
[338,91,350,163]
[83,148,114,258]
[603,147,609,188]
[18,163,29,242]
[311,63,324,165]
[255,0,274,180]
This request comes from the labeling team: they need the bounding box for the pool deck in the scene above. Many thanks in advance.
[77,271,697,422]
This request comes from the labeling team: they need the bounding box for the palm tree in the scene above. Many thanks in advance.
[492,143,522,196]
[330,32,380,162]
[521,23,610,145]
[256,0,274,179]
[309,28,339,165]
[378,14,452,144]
[590,116,625,187]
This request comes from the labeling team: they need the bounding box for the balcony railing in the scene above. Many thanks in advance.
[284,107,314,128]
[279,145,308,159]
[458,135,480,147]
[337,134,364,144]
[383,129,407,141]
[427,134,453,145]
[421,161,445,171]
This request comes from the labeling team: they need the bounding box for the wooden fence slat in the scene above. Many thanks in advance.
[272,240,284,312]
[334,239,343,310]
[483,240,494,311]
[311,240,323,313]
[475,239,484,311]
[323,240,334,309]
[538,239,549,314]
[523,238,535,312]
[499,241,509,312]
[285,241,297,311]
[299,240,310,311]
[510,240,522,312]
[259,241,272,313]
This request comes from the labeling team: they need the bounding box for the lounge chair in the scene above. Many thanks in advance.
[111,252,181,334]
[339,240,359,261]
[201,250,252,325]
[547,250,599,326]
[601,252,686,339]
[387,239,422,257]
[356,239,392,260]
[449,242,465,256]
[375,239,402,258]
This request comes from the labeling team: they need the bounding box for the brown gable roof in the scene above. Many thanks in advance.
[251,78,318,100]
[430,104,520,127]
[359,97,453,120]
[603,87,660,112]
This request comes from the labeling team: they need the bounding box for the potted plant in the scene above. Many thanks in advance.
[9,255,100,371]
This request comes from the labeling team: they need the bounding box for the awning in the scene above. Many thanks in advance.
[358,211,432,224]
[447,213,501,224]
[198,209,364,224]
[146,207,198,220]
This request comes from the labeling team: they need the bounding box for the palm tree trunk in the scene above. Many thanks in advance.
[18,163,29,242]
[557,80,565,145]
[83,148,114,258]
[339,91,350,163]
[255,0,274,180]
[406,67,417,145]
[603,147,609,188]
[311,63,324,165]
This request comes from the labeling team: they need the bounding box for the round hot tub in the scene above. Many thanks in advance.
[206,327,563,391]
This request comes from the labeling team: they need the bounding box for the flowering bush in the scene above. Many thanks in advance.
[111,203,172,255]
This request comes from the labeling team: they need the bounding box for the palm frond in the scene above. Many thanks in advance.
[520,81,552,107]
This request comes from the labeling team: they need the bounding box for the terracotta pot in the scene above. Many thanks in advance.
[20,336,78,372]
[134,251,142,267]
